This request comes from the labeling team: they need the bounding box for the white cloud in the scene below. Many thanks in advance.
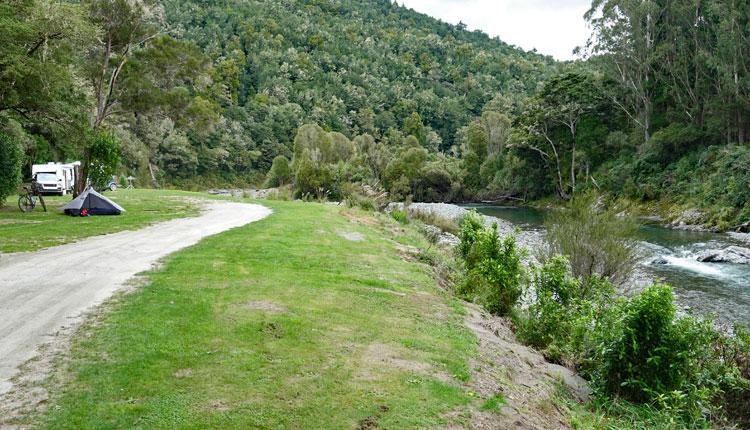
[398,0,592,61]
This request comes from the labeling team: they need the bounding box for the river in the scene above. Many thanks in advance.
[467,205,750,325]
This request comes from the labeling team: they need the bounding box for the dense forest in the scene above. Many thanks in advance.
[1,0,749,228]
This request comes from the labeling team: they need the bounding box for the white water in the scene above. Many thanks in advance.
[660,255,724,277]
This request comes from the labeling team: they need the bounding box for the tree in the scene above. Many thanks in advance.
[0,0,90,136]
[0,133,23,206]
[461,120,489,193]
[585,0,659,144]
[512,73,610,199]
[266,155,292,187]
[84,0,163,129]
[87,130,121,190]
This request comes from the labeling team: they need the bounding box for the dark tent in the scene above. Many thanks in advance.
[62,187,125,216]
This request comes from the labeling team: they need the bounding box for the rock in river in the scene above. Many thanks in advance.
[695,246,750,264]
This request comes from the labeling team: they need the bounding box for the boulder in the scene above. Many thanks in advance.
[651,257,670,265]
[437,232,460,247]
[695,246,750,264]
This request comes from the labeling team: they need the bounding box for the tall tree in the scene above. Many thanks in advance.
[84,0,163,129]
[585,0,660,144]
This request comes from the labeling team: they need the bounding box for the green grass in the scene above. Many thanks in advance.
[0,189,200,253]
[31,200,478,429]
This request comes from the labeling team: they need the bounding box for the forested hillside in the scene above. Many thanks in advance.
[1,0,749,228]
[0,0,553,193]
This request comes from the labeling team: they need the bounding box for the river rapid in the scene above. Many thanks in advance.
[467,205,750,325]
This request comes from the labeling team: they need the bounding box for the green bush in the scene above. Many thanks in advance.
[0,132,23,206]
[457,209,484,261]
[391,209,408,224]
[459,221,525,316]
[594,283,718,417]
[516,256,615,365]
[543,192,637,286]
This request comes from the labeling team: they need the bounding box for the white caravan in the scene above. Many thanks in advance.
[31,162,79,195]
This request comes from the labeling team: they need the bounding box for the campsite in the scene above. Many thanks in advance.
[2,0,750,429]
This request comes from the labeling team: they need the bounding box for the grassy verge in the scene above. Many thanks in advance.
[28,200,477,429]
[0,189,200,253]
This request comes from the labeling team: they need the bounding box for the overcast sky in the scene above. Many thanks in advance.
[398,0,592,61]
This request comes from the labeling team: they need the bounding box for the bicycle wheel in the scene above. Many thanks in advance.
[18,195,33,212]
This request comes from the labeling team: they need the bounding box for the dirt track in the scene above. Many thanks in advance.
[0,201,271,394]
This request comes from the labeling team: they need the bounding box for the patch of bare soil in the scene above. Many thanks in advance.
[341,210,378,226]
[0,220,41,225]
[173,368,193,379]
[393,243,421,262]
[449,303,590,430]
[364,287,407,297]
[241,300,287,314]
[338,231,365,242]
[358,342,453,384]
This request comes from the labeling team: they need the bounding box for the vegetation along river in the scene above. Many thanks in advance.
[468,205,750,325]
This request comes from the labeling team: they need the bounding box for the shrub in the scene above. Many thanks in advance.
[543,192,638,286]
[391,209,408,224]
[457,209,484,261]
[459,222,525,316]
[264,185,294,201]
[408,209,459,235]
[595,283,718,416]
[516,256,615,365]
[0,132,23,206]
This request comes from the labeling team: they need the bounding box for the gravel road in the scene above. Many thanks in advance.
[0,201,271,394]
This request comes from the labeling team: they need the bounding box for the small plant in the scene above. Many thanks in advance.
[480,393,506,411]
[391,209,409,224]
[458,218,526,316]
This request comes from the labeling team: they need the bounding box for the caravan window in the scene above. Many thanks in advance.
[36,173,58,182]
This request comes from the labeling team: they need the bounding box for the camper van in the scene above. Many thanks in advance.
[31,162,79,196]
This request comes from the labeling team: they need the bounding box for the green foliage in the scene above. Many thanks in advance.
[87,130,121,190]
[391,209,408,225]
[516,256,615,365]
[0,132,23,206]
[480,393,506,411]
[543,192,638,286]
[265,155,292,187]
[593,284,719,420]
[457,216,525,316]
[457,210,484,261]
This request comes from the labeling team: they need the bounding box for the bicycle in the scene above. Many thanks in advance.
[18,181,47,213]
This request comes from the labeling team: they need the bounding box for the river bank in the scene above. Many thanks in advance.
[392,201,750,325]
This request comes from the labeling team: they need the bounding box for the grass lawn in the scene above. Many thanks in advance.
[0,189,200,253]
[30,199,478,429]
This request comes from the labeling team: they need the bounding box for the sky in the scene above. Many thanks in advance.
[398,0,593,61]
